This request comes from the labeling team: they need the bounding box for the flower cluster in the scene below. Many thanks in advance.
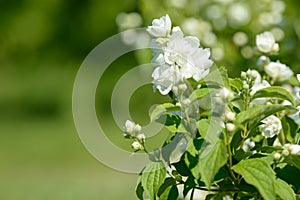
[147,15,213,95]
[123,120,145,151]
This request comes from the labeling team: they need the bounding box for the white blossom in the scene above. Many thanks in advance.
[242,138,255,152]
[163,30,213,81]
[149,15,213,95]
[251,80,270,94]
[289,145,300,155]
[283,144,300,156]
[147,14,172,38]
[152,65,182,95]
[260,115,282,138]
[250,70,261,84]
[124,120,142,136]
[264,61,293,82]
[256,31,276,53]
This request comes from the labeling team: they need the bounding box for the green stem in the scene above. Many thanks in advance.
[227,141,238,185]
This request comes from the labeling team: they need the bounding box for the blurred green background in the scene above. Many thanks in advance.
[0,0,140,199]
[1,0,300,199]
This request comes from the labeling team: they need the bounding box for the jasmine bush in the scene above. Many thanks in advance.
[123,15,300,200]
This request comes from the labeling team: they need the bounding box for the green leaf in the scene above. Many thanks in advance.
[284,155,300,170]
[136,180,144,200]
[275,178,296,200]
[232,158,276,200]
[158,185,178,200]
[287,76,300,87]
[149,103,181,122]
[282,116,299,143]
[198,138,227,188]
[141,161,167,200]
[184,138,204,179]
[253,86,296,105]
[229,78,243,92]
[235,104,294,130]
[173,159,191,176]
[197,119,222,140]
[203,65,230,88]
[157,177,176,197]
[189,88,212,102]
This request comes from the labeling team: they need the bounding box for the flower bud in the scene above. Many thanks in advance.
[225,111,236,122]
[256,56,270,69]
[219,87,234,101]
[273,152,281,160]
[182,99,191,107]
[284,144,300,155]
[175,174,182,182]
[178,83,187,91]
[241,72,247,80]
[272,43,279,53]
[226,123,236,132]
[246,69,252,78]
[172,86,179,95]
[243,83,249,90]
[178,141,187,152]
[137,133,146,142]
[249,90,256,97]
[124,120,142,136]
[251,71,258,79]
[131,141,143,151]
[282,149,289,157]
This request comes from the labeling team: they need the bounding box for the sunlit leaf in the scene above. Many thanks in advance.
[253,86,295,105]
[232,158,276,200]
[141,161,166,199]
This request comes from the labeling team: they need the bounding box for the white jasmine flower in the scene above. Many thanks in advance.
[147,14,172,38]
[260,115,282,138]
[163,31,213,81]
[264,61,293,82]
[256,31,276,53]
[251,80,270,94]
[289,144,300,155]
[250,70,262,84]
[242,138,255,152]
[152,65,182,95]
[124,120,142,136]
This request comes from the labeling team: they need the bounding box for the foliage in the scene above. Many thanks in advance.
[123,14,300,200]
